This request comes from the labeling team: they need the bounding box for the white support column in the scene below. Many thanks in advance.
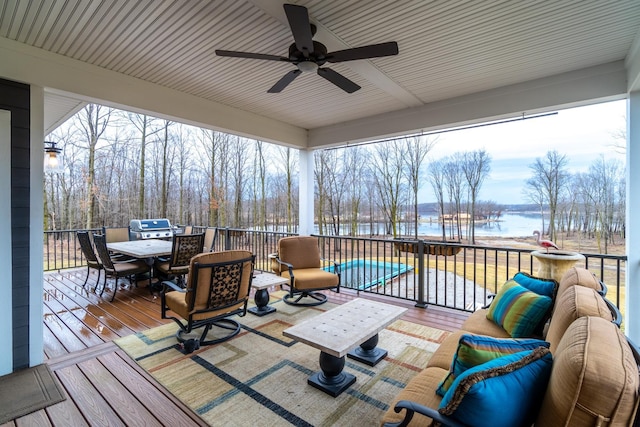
[29,86,44,366]
[0,109,12,376]
[298,149,315,236]
[626,91,640,342]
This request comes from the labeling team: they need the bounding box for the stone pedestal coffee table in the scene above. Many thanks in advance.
[248,272,289,316]
[282,298,407,397]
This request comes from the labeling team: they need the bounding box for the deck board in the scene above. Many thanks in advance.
[2,269,469,426]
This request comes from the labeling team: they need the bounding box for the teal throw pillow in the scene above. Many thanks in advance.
[486,280,553,338]
[513,272,557,299]
[436,334,549,396]
[438,347,553,427]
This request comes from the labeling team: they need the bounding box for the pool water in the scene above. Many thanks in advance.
[326,260,413,290]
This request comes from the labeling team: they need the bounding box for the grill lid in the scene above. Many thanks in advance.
[130,218,172,232]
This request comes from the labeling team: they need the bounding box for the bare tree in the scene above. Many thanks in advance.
[372,140,406,238]
[403,136,437,238]
[125,113,161,218]
[314,150,329,235]
[428,159,447,241]
[72,105,113,228]
[443,154,466,240]
[254,141,268,230]
[583,156,623,252]
[345,146,369,236]
[525,150,569,241]
[275,146,297,232]
[462,149,491,244]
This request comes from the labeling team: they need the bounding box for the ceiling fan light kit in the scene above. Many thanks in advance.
[215,3,399,93]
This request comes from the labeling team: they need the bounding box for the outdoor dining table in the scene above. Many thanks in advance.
[106,239,173,259]
[106,239,173,289]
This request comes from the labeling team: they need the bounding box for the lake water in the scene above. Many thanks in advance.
[326,212,548,238]
[417,213,548,238]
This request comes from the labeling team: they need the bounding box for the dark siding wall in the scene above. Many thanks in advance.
[0,78,31,370]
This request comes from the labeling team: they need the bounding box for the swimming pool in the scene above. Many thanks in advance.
[326,260,413,290]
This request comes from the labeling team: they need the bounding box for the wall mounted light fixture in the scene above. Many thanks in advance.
[44,140,63,172]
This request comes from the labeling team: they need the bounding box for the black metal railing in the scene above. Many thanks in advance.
[44,228,626,313]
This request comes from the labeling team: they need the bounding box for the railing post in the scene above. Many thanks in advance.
[415,239,427,308]
[224,228,231,250]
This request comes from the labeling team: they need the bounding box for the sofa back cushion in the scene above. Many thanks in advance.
[545,285,612,353]
[536,316,639,427]
[556,267,604,304]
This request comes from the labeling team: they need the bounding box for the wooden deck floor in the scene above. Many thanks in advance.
[2,268,469,426]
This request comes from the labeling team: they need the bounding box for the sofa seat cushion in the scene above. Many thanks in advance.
[545,285,613,353]
[381,366,447,427]
[486,280,552,338]
[536,316,639,427]
[427,330,466,370]
[460,309,511,338]
[436,334,550,396]
[438,347,553,427]
[556,266,604,302]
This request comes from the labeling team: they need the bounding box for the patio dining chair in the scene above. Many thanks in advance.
[76,230,102,290]
[274,236,341,306]
[93,233,151,301]
[203,227,218,252]
[102,226,134,261]
[161,250,255,349]
[154,233,205,287]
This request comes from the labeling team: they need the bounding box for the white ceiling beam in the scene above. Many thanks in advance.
[309,61,628,147]
[0,37,308,148]
[627,27,640,93]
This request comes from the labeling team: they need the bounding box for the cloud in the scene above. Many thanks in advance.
[422,100,626,204]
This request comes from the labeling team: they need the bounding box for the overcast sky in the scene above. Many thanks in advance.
[420,99,627,205]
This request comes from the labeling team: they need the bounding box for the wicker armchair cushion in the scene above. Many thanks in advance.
[536,316,638,426]
[545,285,612,353]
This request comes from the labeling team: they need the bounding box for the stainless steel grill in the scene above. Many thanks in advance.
[129,218,174,240]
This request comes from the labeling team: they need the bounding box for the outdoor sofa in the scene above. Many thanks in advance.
[382,267,640,427]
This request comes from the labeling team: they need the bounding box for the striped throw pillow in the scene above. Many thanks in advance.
[486,280,553,338]
[436,334,549,396]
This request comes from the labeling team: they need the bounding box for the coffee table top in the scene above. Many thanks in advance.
[251,272,289,290]
[282,298,407,358]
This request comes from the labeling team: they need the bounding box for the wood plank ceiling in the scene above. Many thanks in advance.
[1,0,639,143]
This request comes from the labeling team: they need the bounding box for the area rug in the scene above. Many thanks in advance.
[0,363,66,424]
[115,293,450,426]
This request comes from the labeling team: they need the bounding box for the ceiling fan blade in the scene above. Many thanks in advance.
[317,68,361,93]
[215,50,289,62]
[326,41,399,63]
[268,69,301,93]
[283,4,314,58]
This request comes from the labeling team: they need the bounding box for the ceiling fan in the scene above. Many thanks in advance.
[215,3,399,93]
